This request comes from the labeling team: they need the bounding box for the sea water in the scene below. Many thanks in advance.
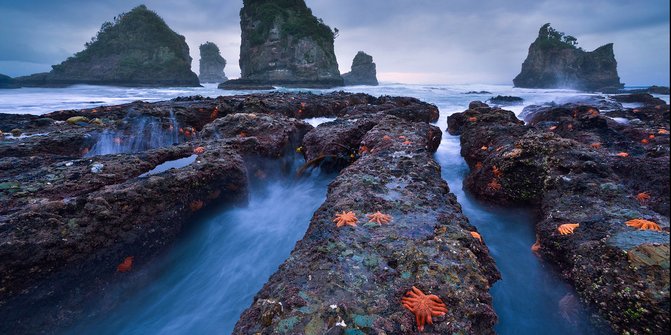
[3,83,661,334]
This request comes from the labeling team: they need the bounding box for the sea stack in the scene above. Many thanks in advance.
[513,23,623,91]
[198,42,228,83]
[14,5,199,87]
[342,51,378,86]
[220,0,342,89]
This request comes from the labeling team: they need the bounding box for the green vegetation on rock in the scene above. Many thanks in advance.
[535,23,581,50]
[242,0,335,47]
[17,5,199,87]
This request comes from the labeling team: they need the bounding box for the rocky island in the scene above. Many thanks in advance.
[198,42,228,83]
[342,51,379,86]
[220,0,342,89]
[513,23,623,91]
[13,5,199,88]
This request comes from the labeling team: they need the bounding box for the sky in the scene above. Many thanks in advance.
[0,0,668,86]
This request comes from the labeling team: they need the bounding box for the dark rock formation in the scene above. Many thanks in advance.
[487,95,523,105]
[14,5,199,87]
[513,23,623,91]
[448,99,670,334]
[198,42,228,83]
[342,51,378,86]
[519,95,624,123]
[233,115,499,334]
[220,0,342,89]
[0,74,18,89]
[0,92,493,334]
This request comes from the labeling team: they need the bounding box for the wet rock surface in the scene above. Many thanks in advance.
[233,114,499,334]
[448,96,670,334]
[0,92,471,334]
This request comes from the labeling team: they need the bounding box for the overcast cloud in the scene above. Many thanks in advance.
[0,0,668,85]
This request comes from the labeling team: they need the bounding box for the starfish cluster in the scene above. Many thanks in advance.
[402,286,448,332]
[626,219,662,231]
[333,211,358,227]
[557,223,580,235]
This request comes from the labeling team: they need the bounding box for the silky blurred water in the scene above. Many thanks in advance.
[0,83,632,334]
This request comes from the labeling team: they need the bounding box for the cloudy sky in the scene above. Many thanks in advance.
[0,0,668,85]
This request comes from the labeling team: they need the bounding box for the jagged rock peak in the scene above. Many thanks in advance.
[14,5,199,87]
[199,42,228,83]
[342,51,378,86]
[220,0,342,89]
[513,23,623,91]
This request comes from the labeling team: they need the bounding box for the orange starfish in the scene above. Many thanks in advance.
[402,140,413,145]
[641,139,649,144]
[557,223,580,235]
[333,211,358,228]
[549,126,558,131]
[470,231,482,243]
[531,238,541,253]
[190,200,204,212]
[383,135,392,141]
[358,145,370,155]
[590,142,602,149]
[658,129,669,135]
[486,179,501,192]
[467,116,478,122]
[474,162,483,170]
[193,146,205,154]
[481,146,489,151]
[616,152,629,158]
[401,286,448,332]
[366,211,392,225]
[636,192,651,205]
[492,166,502,178]
[117,256,134,272]
[626,219,662,231]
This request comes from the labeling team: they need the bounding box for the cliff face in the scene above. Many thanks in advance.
[342,51,378,86]
[513,23,623,91]
[221,0,342,89]
[15,5,199,87]
[198,42,228,83]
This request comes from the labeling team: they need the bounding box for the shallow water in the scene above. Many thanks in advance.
[64,172,333,334]
[138,155,198,178]
[0,83,632,334]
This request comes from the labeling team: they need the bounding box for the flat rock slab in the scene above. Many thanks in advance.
[233,115,499,334]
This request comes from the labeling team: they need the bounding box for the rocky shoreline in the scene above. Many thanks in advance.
[234,107,498,334]
[1,92,498,334]
[448,94,669,334]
